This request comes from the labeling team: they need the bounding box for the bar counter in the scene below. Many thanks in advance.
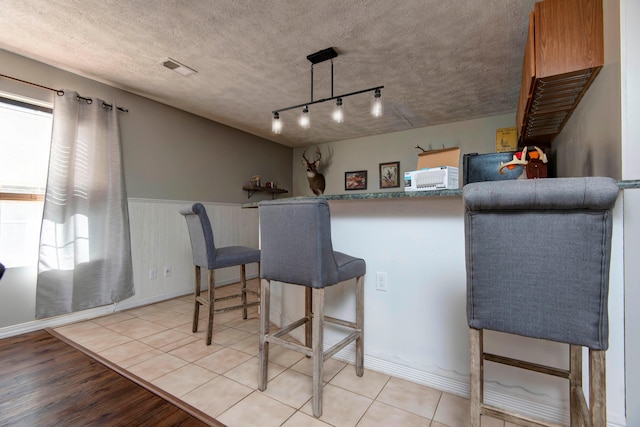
[242,179,639,208]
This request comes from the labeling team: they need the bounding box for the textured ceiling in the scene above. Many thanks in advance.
[0,0,535,148]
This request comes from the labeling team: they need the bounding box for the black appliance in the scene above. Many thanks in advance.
[463,152,524,185]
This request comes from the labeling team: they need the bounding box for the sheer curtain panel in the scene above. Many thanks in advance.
[36,91,134,318]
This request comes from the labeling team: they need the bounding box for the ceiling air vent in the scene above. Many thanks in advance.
[162,58,197,77]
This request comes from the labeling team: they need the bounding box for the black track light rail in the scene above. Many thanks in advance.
[272,47,383,128]
[272,85,384,115]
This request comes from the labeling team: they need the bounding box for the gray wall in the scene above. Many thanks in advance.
[0,49,293,203]
[293,113,515,197]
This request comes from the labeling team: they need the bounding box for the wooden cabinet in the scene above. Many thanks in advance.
[516,0,604,147]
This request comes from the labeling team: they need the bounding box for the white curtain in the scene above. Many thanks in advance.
[36,91,134,318]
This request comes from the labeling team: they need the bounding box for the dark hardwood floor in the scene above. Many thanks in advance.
[0,330,222,426]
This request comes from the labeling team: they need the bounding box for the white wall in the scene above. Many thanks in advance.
[121,199,260,309]
[620,0,640,425]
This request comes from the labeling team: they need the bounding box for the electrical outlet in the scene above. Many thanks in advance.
[163,265,171,277]
[376,272,388,291]
[148,267,157,280]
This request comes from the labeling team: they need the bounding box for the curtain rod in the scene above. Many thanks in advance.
[0,73,129,112]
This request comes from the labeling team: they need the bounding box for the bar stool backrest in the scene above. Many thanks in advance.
[180,203,217,269]
[258,199,338,288]
[464,177,619,350]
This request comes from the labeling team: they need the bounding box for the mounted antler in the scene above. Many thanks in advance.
[302,147,326,195]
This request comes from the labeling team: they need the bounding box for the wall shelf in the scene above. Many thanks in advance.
[242,186,288,199]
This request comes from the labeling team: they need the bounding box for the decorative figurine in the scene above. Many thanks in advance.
[498,146,548,179]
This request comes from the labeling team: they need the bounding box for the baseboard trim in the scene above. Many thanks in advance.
[0,305,115,339]
[0,274,259,339]
[114,274,259,311]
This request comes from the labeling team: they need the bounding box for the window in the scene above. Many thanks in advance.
[0,97,52,199]
[0,96,53,267]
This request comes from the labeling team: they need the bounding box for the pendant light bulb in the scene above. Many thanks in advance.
[272,112,282,134]
[299,106,310,129]
[332,97,344,123]
[372,89,383,117]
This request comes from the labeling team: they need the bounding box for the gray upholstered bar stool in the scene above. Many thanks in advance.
[180,203,260,345]
[257,199,365,418]
[464,177,619,427]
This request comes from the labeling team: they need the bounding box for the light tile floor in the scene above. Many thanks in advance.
[54,280,516,427]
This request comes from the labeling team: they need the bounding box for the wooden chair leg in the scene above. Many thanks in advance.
[241,264,248,319]
[469,328,483,427]
[258,278,271,391]
[355,275,364,377]
[305,287,312,349]
[590,349,606,427]
[257,263,261,313]
[569,345,582,427]
[206,269,215,345]
[193,265,201,333]
[312,287,325,418]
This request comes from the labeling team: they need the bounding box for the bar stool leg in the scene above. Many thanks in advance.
[569,345,582,427]
[193,265,201,333]
[241,264,248,319]
[258,278,271,391]
[305,287,312,349]
[590,349,606,427]
[312,287,325,418]
[206,269,216,345]
[355,275,364,377]
[469,328,483,427]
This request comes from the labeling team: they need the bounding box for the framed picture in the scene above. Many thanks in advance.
[379,161,400,188]
[345,170,367,191]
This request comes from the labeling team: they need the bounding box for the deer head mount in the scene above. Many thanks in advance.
[301,147,326,195]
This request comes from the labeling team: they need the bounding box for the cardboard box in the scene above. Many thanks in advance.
[417,147,460,170]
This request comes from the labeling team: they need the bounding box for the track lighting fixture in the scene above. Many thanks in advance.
[299,106,310,129]
[271,112,282,134]
[372,88,383,117]
[332,97,344,123]
[272,47,383,133]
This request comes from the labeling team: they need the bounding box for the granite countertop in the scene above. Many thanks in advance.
[242,179,640,208]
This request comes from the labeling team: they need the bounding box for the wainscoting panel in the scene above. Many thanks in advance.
[119,199,259,310]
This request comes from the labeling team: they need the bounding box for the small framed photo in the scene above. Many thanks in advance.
[379,161,400,188]
[345,170,368,191]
